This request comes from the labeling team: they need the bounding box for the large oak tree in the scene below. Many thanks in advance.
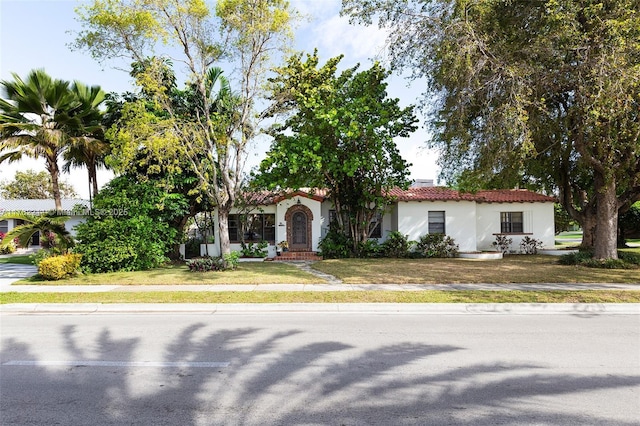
[343,0,640,259]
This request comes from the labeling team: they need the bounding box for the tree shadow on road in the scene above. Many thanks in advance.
[1,321,639,425]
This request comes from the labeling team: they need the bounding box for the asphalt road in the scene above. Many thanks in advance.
[1,311,639,425]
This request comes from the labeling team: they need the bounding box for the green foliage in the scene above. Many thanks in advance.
[74,0,299,256]
[380,231,412,258]
[38,254,82,280]
[357,239,382,258]
[259,51,417,250]
[620,202,640,241]
[519,236,544,255]
[223,251,240,270]
[554,204,575,234]
[415,234,459,258]
[74,175,189,272]
[0,170,77,199]
[342,0,640,260]
[559,249,639,269]
[0,239,16,254]
[30,249,56,266]
[0,211,74,252]
[318,229,353,259]
[186,256,225,272]
[186,251,240,272]
[492,235,513,254]
[0,69,105,209]
[240,241,268,258]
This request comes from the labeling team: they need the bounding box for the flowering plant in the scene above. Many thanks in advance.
[277,240,289,249]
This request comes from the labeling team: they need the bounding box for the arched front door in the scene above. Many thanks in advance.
[285,205,313,251]
[291,211,307,250]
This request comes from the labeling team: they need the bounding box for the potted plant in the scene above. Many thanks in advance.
[278,240,289,252]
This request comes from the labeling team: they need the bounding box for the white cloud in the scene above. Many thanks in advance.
[307,15,389,66]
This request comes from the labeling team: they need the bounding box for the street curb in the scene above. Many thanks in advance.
[1,303,638,315]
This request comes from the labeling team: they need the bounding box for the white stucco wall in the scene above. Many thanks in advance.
[475,202,555,251]
[395,201,478,252]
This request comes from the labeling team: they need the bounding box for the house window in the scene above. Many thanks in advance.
[369,212,382,238]
[501,212,524,233]
[0,220,7,234]
[428,211,445,234]
[229,214,276,243]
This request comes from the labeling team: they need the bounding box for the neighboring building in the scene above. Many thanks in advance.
[206,187,556,257]
[0,199,90,245]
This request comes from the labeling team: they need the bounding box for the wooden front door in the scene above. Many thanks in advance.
[291,211,308,250]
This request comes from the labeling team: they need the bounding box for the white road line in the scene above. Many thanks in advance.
[2,360,230,368]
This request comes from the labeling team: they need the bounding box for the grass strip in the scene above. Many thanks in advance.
[1,290,639,304]
[0,255,34,265]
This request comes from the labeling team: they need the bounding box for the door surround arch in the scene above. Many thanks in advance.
[285,204,314,251]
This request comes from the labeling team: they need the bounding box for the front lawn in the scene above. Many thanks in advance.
[17,262,324,285]
[312,255,640,284]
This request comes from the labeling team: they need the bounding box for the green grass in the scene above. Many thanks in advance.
[312,256,640,284]
[16,262,324,285]
[2,290,639,304]
[0,255,34,265]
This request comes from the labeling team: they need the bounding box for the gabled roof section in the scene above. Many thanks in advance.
[0,199,91,214]
[271,189,327,203]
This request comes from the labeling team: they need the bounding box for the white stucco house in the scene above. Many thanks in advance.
[204,186,556,258]
[0,199,90,246]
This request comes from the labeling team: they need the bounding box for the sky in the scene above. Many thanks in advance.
[0,0,439,199]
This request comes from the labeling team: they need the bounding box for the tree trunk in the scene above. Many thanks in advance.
[580,208,597,249]
[218,207,231,257]
[47,154,62,211]
[593,173,618,260]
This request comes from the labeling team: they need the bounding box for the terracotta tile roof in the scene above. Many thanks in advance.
[474,189,556,203]
[391,187,555,203]
[239,187,554,205]
[389,187,477,201]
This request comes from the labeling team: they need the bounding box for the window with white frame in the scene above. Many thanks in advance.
[0,220,8,234]
[500,212,524,233]
[428,211,445,234]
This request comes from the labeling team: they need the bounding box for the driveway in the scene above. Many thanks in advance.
[0,263,38,291]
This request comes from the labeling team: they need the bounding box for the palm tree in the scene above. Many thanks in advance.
[0,70,106,210]
[0,70,79,211]
[63,82,109,203]
[0,211,74,253]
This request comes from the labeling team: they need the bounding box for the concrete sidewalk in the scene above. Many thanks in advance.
[1,262,639,293]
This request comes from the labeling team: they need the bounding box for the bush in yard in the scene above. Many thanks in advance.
[74,175,189,273]
[492,234,513,254]
[38,254,82,280]
[75,217,169,273]
[240,241,268,258]
[357,238,382,258]
[186,256,224,272]
[0,232,16,254]
[187,252,239,272]
[558,249,639,269]
[31,249,55,266]
[415,234,459,258]
[519,236,544,254]
[318,229,353,259]
[381,231,413,258]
